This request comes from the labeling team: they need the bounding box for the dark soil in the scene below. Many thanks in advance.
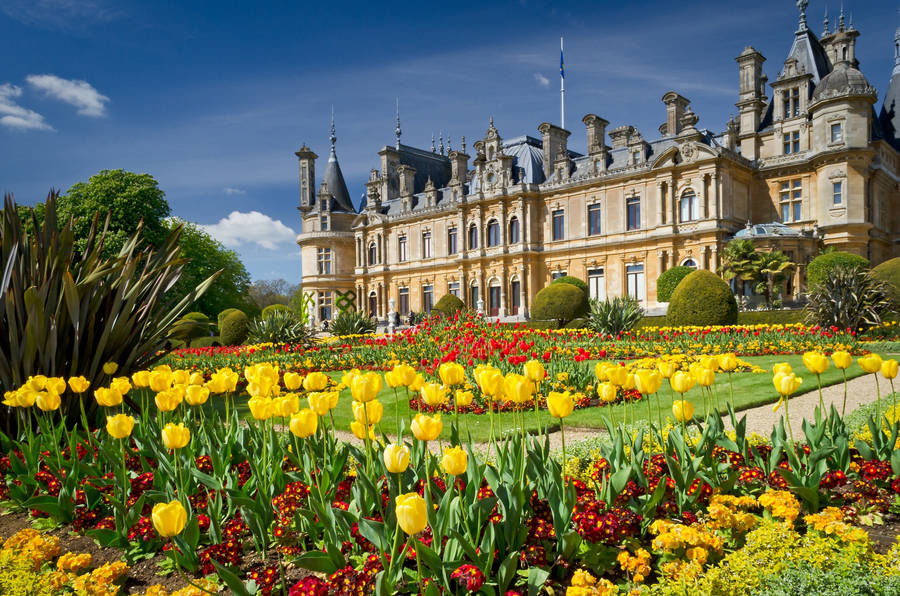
[863,513,900,554]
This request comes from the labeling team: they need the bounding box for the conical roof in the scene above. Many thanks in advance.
[321,148,355,212]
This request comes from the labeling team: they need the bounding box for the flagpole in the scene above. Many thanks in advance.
[560,36,565,129]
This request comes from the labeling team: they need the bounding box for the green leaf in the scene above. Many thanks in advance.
[358,518,390,552]
[295,550,341,574]
[210,559,253,596]
[527,566,550,596]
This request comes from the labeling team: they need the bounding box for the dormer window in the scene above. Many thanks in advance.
[320,216,329,231]
[632,150,641,164]
[783,87,800,118]
[320,199,328,211]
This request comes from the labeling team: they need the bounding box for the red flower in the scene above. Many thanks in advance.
[451,564,485,593]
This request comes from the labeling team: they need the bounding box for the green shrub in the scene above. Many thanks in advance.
[220,310,250,345]
[804,264,893,331]
[246,309,310,344]
[408,311,427,325]
[432,294,465,316]
[217,307,242,331]
[656,266,694,302]
[261,303,291,318]
[634,315,668,329]
[666,270,737,327]
[191,336,221,348]
[807,251,869,290]
[872,256,900,306]
[586,295,645,335]
[531,283,589,326]
[168,312,213,346]
[525,320,559,330]
[564,318,587,329]
[736,310,805,325]
[550,275,588,295]
[752,562,900,596]
[331,310,376,335]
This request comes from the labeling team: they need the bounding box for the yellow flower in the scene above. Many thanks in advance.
[351,372,383,403]
[352,399,384,425]
[502,373,533,404]
[283,372,304,391]
[94,387,124,407]
[289,409,318,438]
[831,350,852,369]
[45,377,67,395]
[303,371,330,392]
[131,370,150,388]
[383,443,410,473]
[420,383,449,406]
[606,366,628,387]
[27,375,47,390]
[773,372,802,396]
[161,423,190,449]
[155,389,182,412]
[441,446,468,476]
[476,368,504,398]
[411,413,442,441]
[599,382,617,403]
[657,360,676,379]
[694,368,715,387]
[523,359,545,383]
[275,394,299,417]
[184,385,209,406]
[308,392,331,416]
[672,400,694,422]
[409,373,426,392]
[151,500,187,538]
[455,389,474,406]
[188,372,205,385]
[68,376,91,393]
[802,351,829,375]
[173,369,191,385]
[248,396,274,420]
[149,369,174,392]
[438,362,466,386]
[717,353,738,372]
[350,420,375,440]
[106,414,135,439]
[395,492,428,535]
[670,371,696,394]
[881,359,898,380]
[699,356,719,372]
[547,391,574,419]
[859,353,883,374]
[35,391,61,411]
[772,362,792,376]
[634,369,662,395]
[102,362,118,375]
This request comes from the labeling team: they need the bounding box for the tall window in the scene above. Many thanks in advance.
[588,268,605,300]
[680,190,699,222]
[552,209,565,241]
[368,242,377,265]
[832,181,843,205]
[468,224,478,249]
[398,236,407,262]
[780,179,803,222]
[316,247,332,274]
[422,231,432,258]
[626,263,645,301]
[422,285,433,313]
[320,216,329,231]
[447,227,458,254]
[588,203,602,235]
[470,284,479,307]
[318,291,332,321]
[830,123,843,143]
[783,131,800,154]
[626,197,641,230]
[448,282,460,297]
[398,287,409,314]
[783,87,800,118]
[508,217,520,243]
[487,220,500,247]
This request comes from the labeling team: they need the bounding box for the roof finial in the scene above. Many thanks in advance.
[489,114,494,127]
[797,0,808,31]
[395,98,401,149]
[823,6,830,35]
[461,136,466,153]
[838,1,845,31]
[439,131,444,155]
[431,133,435,153]
[329,106,336,154]
[447,134,452,152]
[848,12,854,31]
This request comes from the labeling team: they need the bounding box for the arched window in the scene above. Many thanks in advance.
[368,242,377,265]
[681,258,697,269]
[468,224,478,250]
[680,190,699,222]
[486,219,500,247]
[508,216,520,243]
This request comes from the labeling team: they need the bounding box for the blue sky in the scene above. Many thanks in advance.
[1,0,897,282]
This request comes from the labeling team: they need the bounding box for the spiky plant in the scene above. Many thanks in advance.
[804,264,894,331]
[330,310,376,336]
[245,309,312,344]
[586,295,645,336]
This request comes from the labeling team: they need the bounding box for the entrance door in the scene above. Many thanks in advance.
[368,293,377,318]
[489,286,501,316]
[510,281,520,315]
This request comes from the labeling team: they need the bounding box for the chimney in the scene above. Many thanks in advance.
[448,149,469,184]
[397,164,416,197]
[582,114,609,155]
[661,92,691,136]
[608,125,635,149]
[294,144,317,210]
[538,122,571,178]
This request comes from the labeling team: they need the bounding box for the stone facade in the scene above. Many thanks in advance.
[297,5,900,324]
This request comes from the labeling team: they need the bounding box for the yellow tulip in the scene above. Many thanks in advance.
[393,364,417,386]
[35,391,61,412]
[340,369,361,389]
[411,413,442,441]
[352,399,384,425]
[68,376,90,394]
[420,383,449,407]
[881,359,899,380]
[303,371,330,391]
[598,382,617,403]
[634,369,662,395]
[149,370,173,393]
[694,368,715,388]
[802,352,829,375]
[173,370,191,386]
[477,369,504,398]
[594,362,611,381]
[327,390,340,409]
[409,373,426,392]
[547,391,574,419]
[109,377,131,395]
[441,446,468,476]
[670,371,696,394]
[773,372,803,396]
[184,385,210,406]
[383,443,410,473]
[275,394,300,417]
[131,371,150,388]
[105,414,134,439]
[772,363,792,376]
[151,500,187,538]
[606,366,628,387]
[395,492,428,535]
[351,372,383,403]
[188,372,205,386]
[657,360,676,379]
[205,376,227,394]
[350,420,375,440]
[283,372,303,391]
[716,353,738,372]
[248,396,274,420]
[438,362,466,386]
[523,360,545,383]
[308,392,331,416]
[384,369,401,388]
[94,387,124,407]
[621,373,636,391]
[161,423,191,449]
[503,373,533,404]
[699,356,719,372]
[289,409,318,438]
[672,400,694,423]
[102,362,118,375]
[45,377,67,395]
[831,351,852,369]
[16,389,37,407]
[455,390,474,406]
[859,354,883,374]
[155,389,182,412]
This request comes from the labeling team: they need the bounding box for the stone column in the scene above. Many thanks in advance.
[670,178,678,226]
[519,265,528,318]
[657,181,665,226]
[499,268,507,318]
[500,202,508,246]
[459,268,467,306]
[699,176,707,219]
[658,250,667,274]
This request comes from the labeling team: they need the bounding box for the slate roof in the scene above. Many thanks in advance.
[321,148,356,213]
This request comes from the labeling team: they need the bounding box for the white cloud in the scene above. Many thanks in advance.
[26,74,109,117]
[2,0,119,30]
[0,83,53,131]
[533,72,550,88]
[201,211,297,250]
[223,187,246,195]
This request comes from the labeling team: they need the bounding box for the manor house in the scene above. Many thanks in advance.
[297,4,900,324]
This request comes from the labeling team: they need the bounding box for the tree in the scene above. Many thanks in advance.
[58,170,171,257]
[750,251,795,308]
[718,239,758,295]
[165,218,256,318]
[249,279,299,309]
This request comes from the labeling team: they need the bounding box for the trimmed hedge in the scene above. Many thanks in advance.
[182,311,209,323]
[656,266,694,302]
[217,308,243,332]
[872,257,900,305]
[667,270,737,326]
[531,283,589,326]
[261,303,291,318]
[551,275,588,295]
[807,252,869,289]
[192,336,221,348]
[220,310,250,346]
[433,294,465,315]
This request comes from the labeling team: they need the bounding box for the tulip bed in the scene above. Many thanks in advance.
[2,316,900,595]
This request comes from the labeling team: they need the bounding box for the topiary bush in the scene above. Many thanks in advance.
[531,283,589,326]
[666,270,738,326]
[168,312,212,346]
[872,257,900,307]
[217,307,242,332]
[261,303,291,319]
[432,294,465,316]
[551,275,588,295]
[656,266,694,302]
[807,251,869,290]
[220,310,250,346]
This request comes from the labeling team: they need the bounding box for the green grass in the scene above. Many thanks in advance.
[209,353,896,442]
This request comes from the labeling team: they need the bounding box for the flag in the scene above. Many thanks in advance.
[559,39,565,79]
